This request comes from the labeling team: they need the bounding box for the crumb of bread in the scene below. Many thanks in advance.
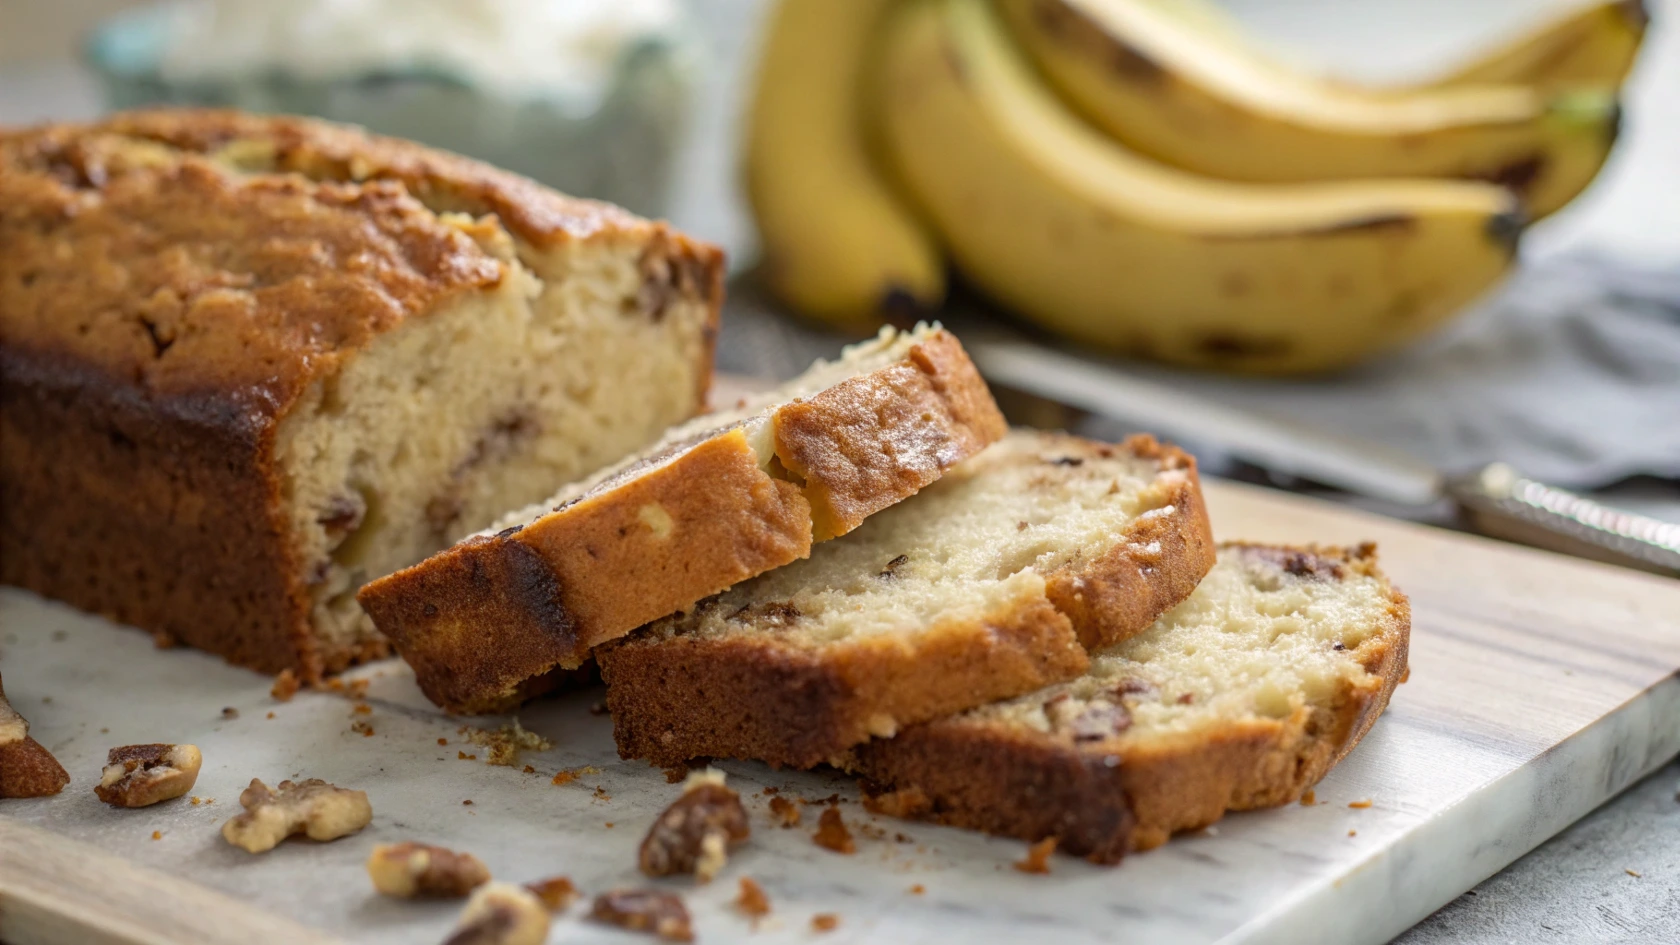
[1300,789,1316,806]
[151,830,162,840]
[812,913,840,932]
[526,876,580,912]
[813,807,855,854]
[463,721,553,767]
[221,707,239,720]
[271,670,300,702]
[459,752,477,760]
[438,738,448,746]
[351,721,375,737]
[735,877,771,919]
[768,795,802,828]
[1014,837,1056,874]
[1348,799,1373,809]
[909,884,925,895]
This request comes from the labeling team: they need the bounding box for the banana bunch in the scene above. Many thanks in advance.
[742,0,1644,373]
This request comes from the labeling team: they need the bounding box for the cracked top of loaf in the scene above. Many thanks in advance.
[0,108,718,427]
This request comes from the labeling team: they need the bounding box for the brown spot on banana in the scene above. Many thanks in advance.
[1485,209,1526,256]
[1031,0,1163,83]
[1195,334,1294,359]
[1617,0,1652,31]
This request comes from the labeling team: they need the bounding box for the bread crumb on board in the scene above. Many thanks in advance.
[270,670,300,702]
[552,766,600,787]
[1299,789,1316,806]
[1348,798,1374,809]
[812,913,840,933]
[908,884,926,895]
[768,795,802,828]
[526,876,580,912]
[1014,837,1056,874]
[813,807,855,854]
[735,877,771,920]
[462,721,552,767]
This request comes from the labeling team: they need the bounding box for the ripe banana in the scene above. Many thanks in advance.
[876,0,1523,375]
[743,0,945,331]
[997,0,1621,217]
[1422,0,1649,90]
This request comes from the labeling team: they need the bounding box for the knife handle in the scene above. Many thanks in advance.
[1448,464,1680,578]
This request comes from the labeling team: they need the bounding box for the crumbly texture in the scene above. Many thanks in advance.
[221,777,373,853]
[367,842,491,899]
[525,877,581,913]
[735,877,772,918]
[813,807,857,854]
[0,672,70,798]
[638,769,750,881]
[1,109,721,681]
[445,882,551,945]
[361,325,1006,713]
[94,743,201,807]
[849,543,1411,864]
[599,431,1214,768]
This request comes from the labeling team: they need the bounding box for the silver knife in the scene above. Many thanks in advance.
[966,339,1680,579]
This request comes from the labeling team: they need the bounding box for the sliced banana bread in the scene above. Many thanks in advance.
[1,672,70,799]
[847,543,1411,864]
[598,430,1216,769]
[1,110,721,680]
[358,325,1007,713]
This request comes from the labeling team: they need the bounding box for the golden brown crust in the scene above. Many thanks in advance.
[0,672,71,799]
[360,329,1006,714]
[1043,436,1216,651]
[849,543,1411,864]
[600,594,1090,769]
[0,109,723,680]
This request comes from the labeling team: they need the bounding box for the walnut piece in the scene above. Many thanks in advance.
[0,672,70,798]
[638,769,750,882]
[590,889,693,942]
[367,842,490,898]
[443,882,550,945]
[812,807,855,854]
[221,778,371,853]
[94,744,201,808]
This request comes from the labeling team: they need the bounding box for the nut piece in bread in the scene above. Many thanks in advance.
[94,743,202,807]
[1,109,723,682]
[599,430,1216,768]
[367,842,491,898]
[0,672,70,798]
[444,882,550,945]
[638,769,750,882]
[360,324,1008,714]
[222,777,372,853]
[849,543,1411,864]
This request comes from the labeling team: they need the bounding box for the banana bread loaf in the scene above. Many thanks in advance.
[0,109,722,680]
[359,325,1006,713]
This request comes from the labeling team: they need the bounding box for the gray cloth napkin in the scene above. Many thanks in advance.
[718,257,1680,492]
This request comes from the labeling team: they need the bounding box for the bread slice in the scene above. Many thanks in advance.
[358,325,1006,713]
[846,543,1411,864]
[2,110,720,680]
[0,671,70,799]
[599,430,1216,769]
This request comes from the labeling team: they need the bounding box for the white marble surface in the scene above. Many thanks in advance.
[5,481,1678,945]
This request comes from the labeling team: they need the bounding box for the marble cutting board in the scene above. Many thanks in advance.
[3,479,1678,945]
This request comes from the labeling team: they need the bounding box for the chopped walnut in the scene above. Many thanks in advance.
[812,913,841,932]
[367,842,489,899]
[735,877,771,920]
[221,778,372,853]
[0,674,70,798]
[94,743,201,808]
[443,882,550,945]
[768,795,802,827]
[590,889,693,942]
[1014,837,1056,874]
[525,876,580,912]
[812,807,855,854]
[639,769,750,882]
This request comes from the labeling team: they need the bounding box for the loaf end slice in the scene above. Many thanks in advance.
[359,325,1005,713]
[847,542,1411,863]
[599,430,1216,768]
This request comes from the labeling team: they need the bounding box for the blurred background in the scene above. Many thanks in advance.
[1,4,1675,937]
